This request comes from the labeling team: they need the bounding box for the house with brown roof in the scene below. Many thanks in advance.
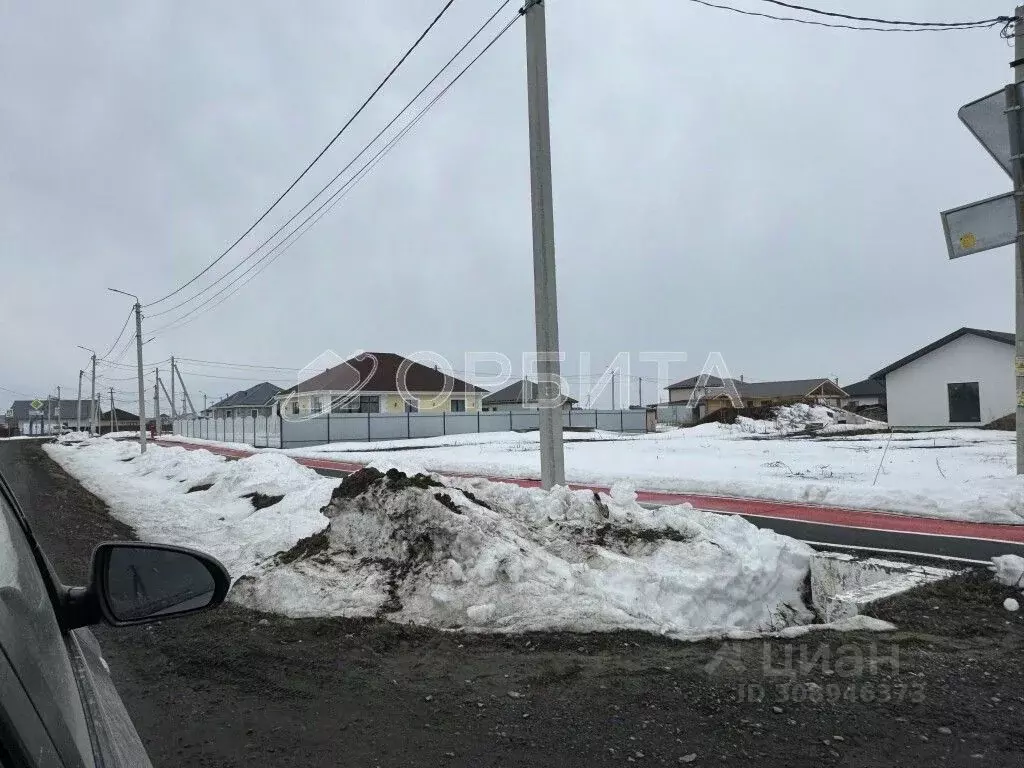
[276,352,488,417]
[665,376,847,418]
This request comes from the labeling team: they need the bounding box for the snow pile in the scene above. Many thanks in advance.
[56,431,91,443]
[691,404,884,437]
[992,554,1024,588]
[43,437,334,579]
[231,467,817,640]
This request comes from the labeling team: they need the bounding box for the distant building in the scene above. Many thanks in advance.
[842,378,886,411]
[871,327,1013,428]
[7,398,102,435]
[276,352,487,416]
[481,378,575,412]
[209,382,283,420]
[665,376,847,419]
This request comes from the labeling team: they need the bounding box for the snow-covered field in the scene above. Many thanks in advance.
[161,405,1024,524]
[43,435,893,640]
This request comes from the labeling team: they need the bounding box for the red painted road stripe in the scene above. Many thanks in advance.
[154,439,1024,544]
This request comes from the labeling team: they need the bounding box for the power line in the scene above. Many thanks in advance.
[0,384,32,398]
[144,0,458,309]
[756,1,1010,29]
[687,0,1007,32]
[175,357,297,371]
[146,0,515,322]
[99,308,134,360]
[176,369,294,382]
[149,9,524,336]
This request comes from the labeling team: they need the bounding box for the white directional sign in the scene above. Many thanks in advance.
[959,88,1017,178]
[941,191,1016,259]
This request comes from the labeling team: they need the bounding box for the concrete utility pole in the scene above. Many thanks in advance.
[55,386,61,433]
[1008,7,1024,473]
[109,288,146,452]
[109,388,116,432]
[174,365,197,417]
[524,0,565,489]
[170,356,176,422]
[77,370,83,432]
[154,369,161,437]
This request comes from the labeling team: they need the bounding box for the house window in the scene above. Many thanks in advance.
[331,395,380,414]
[450,398,465,413]
[947,382,981,423]
[251,409,258,419]
[310,396,322,414]
[291,399,299,415]
[226,410,232,418]
[405,400,418,414]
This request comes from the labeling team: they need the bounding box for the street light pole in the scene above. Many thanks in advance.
[524,0,565,489]
[109,288,147,453]
[77,370,83,432]
[77,345,97,435]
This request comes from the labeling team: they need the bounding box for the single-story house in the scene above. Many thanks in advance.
[842,378,886,411]
[7,398,102,435]
[277,352,488,416]
[209,382,283,420]
[871,327,1014,428]
[481,378,575,412]
[665,376,847,418]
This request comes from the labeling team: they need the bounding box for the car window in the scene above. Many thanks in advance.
[0,492,94,767]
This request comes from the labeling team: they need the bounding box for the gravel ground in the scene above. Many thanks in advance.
[4,439,1024,767]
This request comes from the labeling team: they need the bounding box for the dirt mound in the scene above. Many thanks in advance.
[697,404,781,425]
[983,413,1015,431]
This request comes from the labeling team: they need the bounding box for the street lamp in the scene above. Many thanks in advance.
[76,345,97,434]
[108,287,147,453]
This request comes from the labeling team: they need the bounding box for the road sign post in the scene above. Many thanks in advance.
[945,6,1024,473]
[1010,11,1024,474]
[941,192,1016,259]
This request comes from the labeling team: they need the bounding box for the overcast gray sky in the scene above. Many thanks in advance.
[0,0,1016,411]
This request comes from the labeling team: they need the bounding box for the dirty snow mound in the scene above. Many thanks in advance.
[231,468,815,639]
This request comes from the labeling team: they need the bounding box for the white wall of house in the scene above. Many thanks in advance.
[884,334,1013,428]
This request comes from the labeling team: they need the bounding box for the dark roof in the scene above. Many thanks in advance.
[667,375,725,390]
[287,352,487,395]
[666,377,847,399]
[842,378,886,397]
[100,408,138,421]
[211,382,283,410]
[871,328,1014,379]
[482,378,577,406]
[7,399,100,420]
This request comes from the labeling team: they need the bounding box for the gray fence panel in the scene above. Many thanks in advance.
[622,411,647,432]
[595,410,623,432]
[369,414,409,441]
[444,413,478,435]
[280,417,329,448]
[480,413,514,432]
[510,412,540,431]
[408,414,445,439]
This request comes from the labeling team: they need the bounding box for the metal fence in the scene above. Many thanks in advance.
[171,408,648,449]
[171,414,281,448]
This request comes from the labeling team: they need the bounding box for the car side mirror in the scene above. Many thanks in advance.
[72,542,230,627]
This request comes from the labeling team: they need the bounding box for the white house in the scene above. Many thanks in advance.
[872,328,1014,428]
